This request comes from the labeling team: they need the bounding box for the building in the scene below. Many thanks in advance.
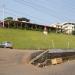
[50,22,75,34]
[0,20,56,33]
[62,22,75,34]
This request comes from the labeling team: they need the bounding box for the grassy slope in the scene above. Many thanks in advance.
[0,28,75,49]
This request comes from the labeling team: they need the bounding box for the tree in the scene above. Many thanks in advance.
[4,17,13,28]
[72,25,75,35]
[4,17,13,21]
[17,17,30,22]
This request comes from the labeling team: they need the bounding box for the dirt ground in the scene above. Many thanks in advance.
[0,48,75,75]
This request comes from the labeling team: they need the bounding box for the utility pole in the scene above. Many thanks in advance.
[2,0,5,28]
[3,7,4,27]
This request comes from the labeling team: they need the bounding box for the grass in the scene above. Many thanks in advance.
[0,28,75,49]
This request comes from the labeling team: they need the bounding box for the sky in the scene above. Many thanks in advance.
[0,0,75,25]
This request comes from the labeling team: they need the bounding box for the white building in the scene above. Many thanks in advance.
[50,22,75,34]
[62,22,75,34]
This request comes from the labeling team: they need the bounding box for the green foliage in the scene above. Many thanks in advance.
[4,17,13,21]
[0,28,75,49]
[17,17,30,22]
[72,31,75,35]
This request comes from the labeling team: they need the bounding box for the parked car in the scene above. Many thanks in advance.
[0,41,13,49]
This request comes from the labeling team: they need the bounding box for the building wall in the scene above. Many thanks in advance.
[62,24,75,34]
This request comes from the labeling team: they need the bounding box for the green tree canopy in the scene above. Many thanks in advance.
[17,17,30,22]
[4,17,13,21]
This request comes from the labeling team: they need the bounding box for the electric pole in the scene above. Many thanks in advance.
[2,0,5,28]
[3,7,4,27]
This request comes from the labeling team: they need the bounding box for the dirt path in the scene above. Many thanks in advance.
[0,48,75,75]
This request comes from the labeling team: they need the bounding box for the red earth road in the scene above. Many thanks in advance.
[0,48,75,75]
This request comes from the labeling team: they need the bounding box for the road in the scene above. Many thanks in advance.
[0,48,75,75]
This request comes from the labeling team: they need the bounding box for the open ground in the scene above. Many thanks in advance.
[0,48,75,75]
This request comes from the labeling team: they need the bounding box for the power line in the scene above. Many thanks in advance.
[5,7,46,23]
[2,0,75,23]
[23,0,63,21]
[20,0,73,22]
[14,0,63,21]
[0,6,47,24]
[1,0,48,23]
[36,0,74,21]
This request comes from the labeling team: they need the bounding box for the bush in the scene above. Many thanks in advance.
[72,31,75,35]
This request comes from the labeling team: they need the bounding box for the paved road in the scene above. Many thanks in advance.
[0,48,75,75]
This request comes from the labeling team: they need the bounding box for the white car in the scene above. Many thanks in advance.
[0,41,13,49]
